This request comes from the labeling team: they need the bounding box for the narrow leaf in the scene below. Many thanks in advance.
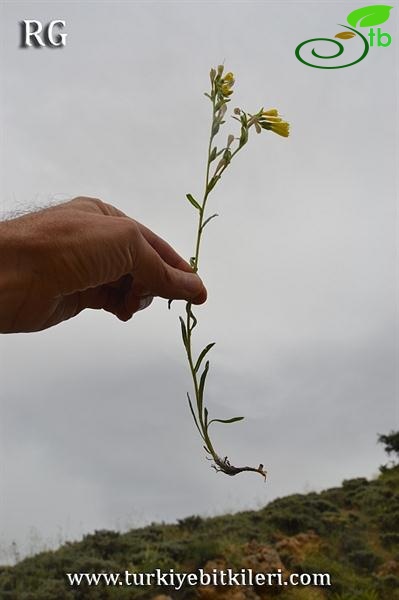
[207,176,220,193]
[194,343,215,372]
[179,316,188,347]
[187,393,204,439]
[186,193,201,211]
[201,213,219,232]
[204,407,209,429]
[239,126,248,147]
[198,360,210,414]
[223,148,232,164]
[212,122,220,136]
[209,416,245,426]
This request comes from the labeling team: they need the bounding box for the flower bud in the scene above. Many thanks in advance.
[219,103,227,117]
[227,134,234,147]
[215,158,226,172]
[224,72,235,86]
[221,83,233,97]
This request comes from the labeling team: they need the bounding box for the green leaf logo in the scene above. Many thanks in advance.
[347,5,393,28]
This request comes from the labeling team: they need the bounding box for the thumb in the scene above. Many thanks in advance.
[162,263,207,304]
[134,234,207,304]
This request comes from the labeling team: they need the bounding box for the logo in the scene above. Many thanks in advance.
[20,20,67,48]
[295,5,393,69]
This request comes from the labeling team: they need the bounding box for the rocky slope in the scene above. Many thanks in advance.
[1,465,398,599]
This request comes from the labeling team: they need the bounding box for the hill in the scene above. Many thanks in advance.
[0,465,398,599]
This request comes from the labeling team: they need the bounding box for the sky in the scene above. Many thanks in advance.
[0,0,397,562]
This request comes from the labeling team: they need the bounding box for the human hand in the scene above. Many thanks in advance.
[0,197,207,333]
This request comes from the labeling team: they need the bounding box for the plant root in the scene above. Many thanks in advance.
[211,455,267,481]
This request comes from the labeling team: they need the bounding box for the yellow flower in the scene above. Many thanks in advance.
[224,72,235,84]
[270,121,290,137]
[262,115,282,123]
[262,108,278,117]
[219,72,235,97]
[221,83,234,96]
[260,109,290,137]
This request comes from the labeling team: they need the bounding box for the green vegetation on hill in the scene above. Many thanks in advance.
[1,433,398,600]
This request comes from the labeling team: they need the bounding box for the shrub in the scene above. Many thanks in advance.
[309,499,338,513]
[177,515,203,531]
[79,530,124,560]
[332,591,378,600]
[347,549,381,572]
[342,478,369,491]
[378,509,399,532]
[186,538,223,568]
[268,509,321,535]
[160,540,190,562]
[380,533,399,548]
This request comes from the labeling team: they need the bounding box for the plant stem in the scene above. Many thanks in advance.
[185,98,246,458]
[184,93,217,457]
[178,75,266,480]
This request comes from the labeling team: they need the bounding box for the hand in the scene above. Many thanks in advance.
[0,197,207,333]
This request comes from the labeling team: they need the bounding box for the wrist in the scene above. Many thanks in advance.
[0,218,37,333]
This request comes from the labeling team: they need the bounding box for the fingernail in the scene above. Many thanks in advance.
[138,296,154,311]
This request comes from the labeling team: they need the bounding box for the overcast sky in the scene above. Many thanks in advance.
[0,0,397,562]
